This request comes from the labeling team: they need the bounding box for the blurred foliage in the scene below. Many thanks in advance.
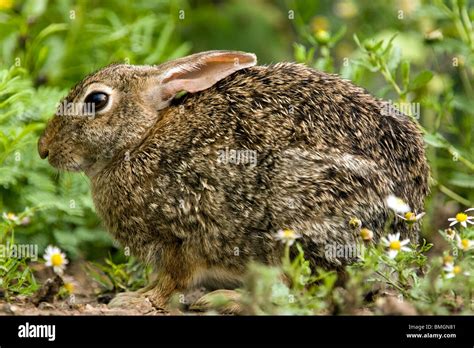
[85,255,152,293]
[0,0,473,312]
[237,222,474,314]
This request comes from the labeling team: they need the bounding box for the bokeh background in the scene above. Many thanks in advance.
[0,0,473,264]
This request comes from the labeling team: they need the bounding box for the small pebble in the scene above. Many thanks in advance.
[2,303,18,314]
[84,304,95,311]
[38,302,55,310]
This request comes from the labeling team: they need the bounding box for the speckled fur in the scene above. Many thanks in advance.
[39,53,430,306]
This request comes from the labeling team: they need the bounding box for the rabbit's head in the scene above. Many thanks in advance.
[38,50,256,176]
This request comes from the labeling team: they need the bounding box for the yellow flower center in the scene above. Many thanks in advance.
[389,240,401,251]
[311,16,329,33]
[51,254,63,266]
[360,228,373,240]
[443,255,453,264]
[349,217,362,229]
[64,283,74,294]
[456,213,468,222]
[453,266,461,275]
[461,239,469,250]
[283,229,295,238]
[404,212,415,221]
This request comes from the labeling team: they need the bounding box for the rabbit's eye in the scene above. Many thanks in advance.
[84,92,109,112]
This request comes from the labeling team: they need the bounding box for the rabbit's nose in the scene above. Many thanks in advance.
[38,136,49,159]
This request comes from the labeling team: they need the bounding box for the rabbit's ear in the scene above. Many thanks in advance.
[150,51,257,109]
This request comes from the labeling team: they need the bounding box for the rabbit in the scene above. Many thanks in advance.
[38,50,429,310]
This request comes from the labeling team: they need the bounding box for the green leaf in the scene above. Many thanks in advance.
[452,96,474,114]
[449,173,474,188]
[353,33,362,48]
[401,59,410,89]
[293,43,307,63]
[423,133,446,148]
[372,39,385,52]
[410,70,433,90]
[387,46,401,71]
[329,25,347,45]
[144,19,175,64]
[382,34,398,55]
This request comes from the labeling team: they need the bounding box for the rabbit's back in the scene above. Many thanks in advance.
[92,62,429,271]
[193,62,429,214]
[172,63,428,265]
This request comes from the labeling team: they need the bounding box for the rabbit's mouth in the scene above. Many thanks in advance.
[43,143,107,177]
[51,159,89,173]
[63,160,92,172]
[47,151,94,174]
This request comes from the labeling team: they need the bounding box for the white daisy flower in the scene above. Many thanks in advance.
[448,209,474,228]
[444,228,456,240]
[443,263,470,279]
[456,235,474,251]
[2,212,19,223]
[386,195,410,214]
[43,245,68,275]
[396,211,425,225]
[381,233,411,259]
[275,229,301,246]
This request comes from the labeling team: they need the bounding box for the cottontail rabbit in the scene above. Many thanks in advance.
[38,50,429,310]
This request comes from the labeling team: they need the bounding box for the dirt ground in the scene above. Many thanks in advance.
[0,261,176,316]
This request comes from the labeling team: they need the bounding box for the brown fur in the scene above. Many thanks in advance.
[38,51,430,307]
